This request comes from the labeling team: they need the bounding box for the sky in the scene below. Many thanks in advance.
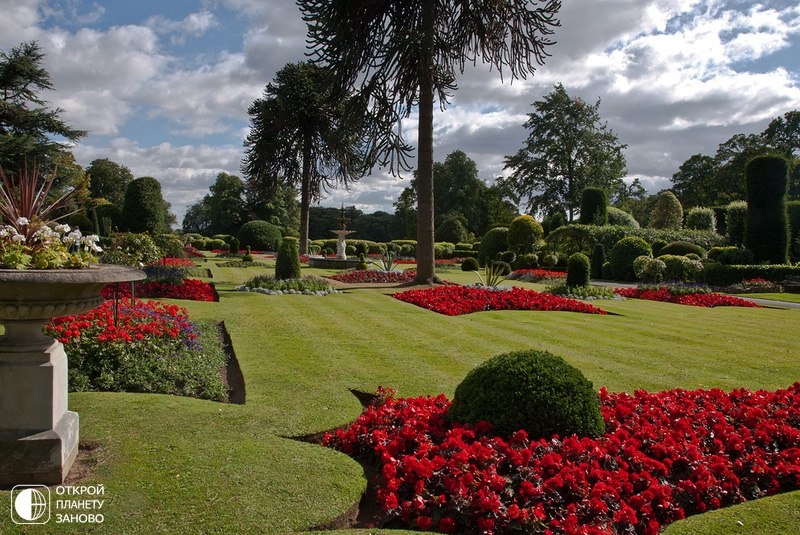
[2,0,799,226]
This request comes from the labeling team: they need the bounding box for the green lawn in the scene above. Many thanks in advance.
[1,257,798,534]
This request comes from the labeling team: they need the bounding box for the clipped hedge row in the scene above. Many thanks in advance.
[703,263,800,286]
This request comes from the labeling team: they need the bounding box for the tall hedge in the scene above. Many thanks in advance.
[685,207,716,231]
[122,176,168,234]
[726,201,748,246]
[744,155,789,264]
[649,191,683,230]
[578,187,608,226]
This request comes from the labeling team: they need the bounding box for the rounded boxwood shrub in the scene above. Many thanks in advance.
[238,220,282,252]
[449,350,605,439]
[659,254,704,282]
[707,246,754,265]
[566,252,591,287]
[461,257,480,271]
[658,240,706,258]
[507,215,544,255]
[479,227,509,265]
[634,255,666,282]
[685,207,716,231]
[607,206,640,228]
[609,236,652,281]
[515,252,539,269]
[275,237,301,280]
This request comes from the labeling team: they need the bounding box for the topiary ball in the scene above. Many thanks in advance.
[449,350,605,439]
[461,257,480,271]
[609,236,652,281]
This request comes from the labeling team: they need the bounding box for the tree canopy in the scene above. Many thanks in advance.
[241,61,372,254]
[0,41,86,172]
[298,0,561,282]
[504,83,627,222]
[86,158,133,207]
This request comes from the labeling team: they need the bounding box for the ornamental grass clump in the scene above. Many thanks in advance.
[449,350,605,439]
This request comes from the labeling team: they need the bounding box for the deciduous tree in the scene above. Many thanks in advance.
[504,83,627,222]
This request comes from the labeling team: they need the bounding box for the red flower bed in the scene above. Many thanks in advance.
[47,298,197,345]
[151,257,196,268]
[327,269,417,284]
[325,385,800,534]
[395,258,458,266]
[509,269,568,282]
[615,287,760,308]
[102,278,217,302]
[393,285,607,316]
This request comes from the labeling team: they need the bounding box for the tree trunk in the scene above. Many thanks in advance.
[415,0,437,284]
[299,145,311,255]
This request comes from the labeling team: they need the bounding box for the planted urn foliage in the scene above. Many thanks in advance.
[449,350,605,440]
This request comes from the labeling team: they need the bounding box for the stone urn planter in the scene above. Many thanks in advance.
[0,264,145,485]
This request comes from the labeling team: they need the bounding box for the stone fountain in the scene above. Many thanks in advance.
[308,205,361,269]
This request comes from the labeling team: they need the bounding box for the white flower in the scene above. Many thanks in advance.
[16,217,29,226]
[54,223,71,234]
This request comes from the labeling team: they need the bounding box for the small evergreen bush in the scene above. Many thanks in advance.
[609,236,652,281]
[707,246,754,265]
[566,252,591,288]
[658,240,706,258]
[507,215,544,255]
[479,227,509,265]
[745,155,789,264]
[515,252,539,269]
[659,254,703,282]
[633,256,666,282]
[275,237,301,280]
[238,220,282,252]
[606,207,639,228]
[449,350,605,439]
[102,232,163,266]
[685,207,716,231]
[461,257,480,271]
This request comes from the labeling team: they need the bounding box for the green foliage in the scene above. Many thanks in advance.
[658,254,704,282]
[275,236,301,280]
[607,206,639,228]
[704,263,800,286]
[238,220,282,251]
[461,257,480,271]
[55,316,228,402]
[650,190,684,230]
[515,252,539,269]
[499,250,516,263]
[685,207,716,231]
[707,246,754,265]
[745,155,789,264]
[542,253,559,268]
[479,226,509,265]
[634,256,666,283]
[609,236,652,281]
[659,240,706,257]
[590,243,606,279]
[372,251,399,272]
[435,212,470,244]
[504,83,627,219]
[475,260,511,288]
[154,233,186,258]
[578,187,608,225]
[102,232,162,266]
[726,200,748,246]
[507,214,544,254]
[240,274,333,293]
[546,284,616,300]
[122,176,169,234]
[566,252,591,287]
[86,158,134,207]
[242,245,253,263]
[449,350,605,439]
[230,237,241,255]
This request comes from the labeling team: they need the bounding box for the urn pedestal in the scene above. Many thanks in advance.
[0,265,145,486]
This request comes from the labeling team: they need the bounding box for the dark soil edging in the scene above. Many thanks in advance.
[287,389,387,531]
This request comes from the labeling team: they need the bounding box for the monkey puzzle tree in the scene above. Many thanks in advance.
[298,0,562,283]
[242,62,371,254]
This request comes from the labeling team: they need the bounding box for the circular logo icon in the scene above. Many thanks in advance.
[14,488,49,522]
